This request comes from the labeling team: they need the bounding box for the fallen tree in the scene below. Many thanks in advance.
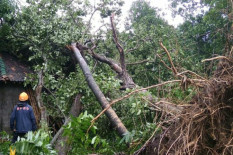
[70,43,128,137]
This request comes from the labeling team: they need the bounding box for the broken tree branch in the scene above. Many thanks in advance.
[158,43,207,89]
[52,94,82,155]
[110,13,126,71]
[110,13,124,54]
[159,42,178,76]
[142,97,183,116]
[110,13,135,89]
[50,118,69,147]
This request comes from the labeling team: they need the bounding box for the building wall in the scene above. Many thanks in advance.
[0,82,25,133]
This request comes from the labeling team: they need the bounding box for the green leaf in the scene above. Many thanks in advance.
[136,109,141,115]
[91,136,97,144]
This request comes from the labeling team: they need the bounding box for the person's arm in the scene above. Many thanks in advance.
[29,107,37,131]
[10,106,16,131]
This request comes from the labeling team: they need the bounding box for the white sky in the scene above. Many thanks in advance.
[18,0,184,30]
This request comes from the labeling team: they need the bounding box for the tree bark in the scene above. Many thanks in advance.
[90,50,122,74]
[70,43,128,136]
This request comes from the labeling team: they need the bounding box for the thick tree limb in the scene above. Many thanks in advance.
[110,13,124,54]
[145,99,183,115]
[110,13,125,70]
[89,48,135,89]
[89,49,122,74]
[70,43,128,136]
[69,94,82,117]
[110,14,135,89]
[70,41,135,89]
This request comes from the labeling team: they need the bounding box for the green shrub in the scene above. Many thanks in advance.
[0,131,11,154]
[13,129,57,155]
[63,111,114,155]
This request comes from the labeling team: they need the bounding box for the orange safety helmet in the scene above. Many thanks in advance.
[19,92,29,101]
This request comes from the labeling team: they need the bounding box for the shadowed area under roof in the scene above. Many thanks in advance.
[0,52,32,82]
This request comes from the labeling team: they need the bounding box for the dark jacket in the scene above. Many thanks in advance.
[10,101,37,133]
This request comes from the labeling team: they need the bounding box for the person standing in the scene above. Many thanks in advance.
[10,92,37,143]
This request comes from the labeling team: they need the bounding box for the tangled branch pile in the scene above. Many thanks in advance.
[142,58,233,155]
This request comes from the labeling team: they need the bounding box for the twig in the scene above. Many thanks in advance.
[81,6,100,42]
[126,59,152,65]
[42,85,66,118]
[125,38,147,53]
[157,54,173,71]
[134,125,161,155]
[165,130,182,155]
[201,56,232,63]
[177,70,207,81]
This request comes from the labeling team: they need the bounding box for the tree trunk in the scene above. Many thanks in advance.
[52,94,83,154]
[35,70,47,124]
[70,43,128,136]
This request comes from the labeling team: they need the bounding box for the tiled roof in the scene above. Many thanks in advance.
[0,53,32,82]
